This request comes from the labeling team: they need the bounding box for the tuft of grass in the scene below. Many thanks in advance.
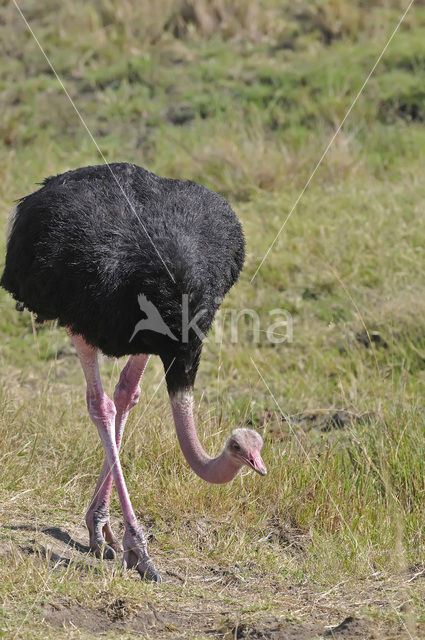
[2,1,425,638]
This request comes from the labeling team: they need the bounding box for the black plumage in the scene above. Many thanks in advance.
[1,163,245,392]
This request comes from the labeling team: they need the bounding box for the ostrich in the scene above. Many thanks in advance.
[1,163,266,583]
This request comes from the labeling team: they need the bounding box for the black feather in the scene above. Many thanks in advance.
[1,163,245,392]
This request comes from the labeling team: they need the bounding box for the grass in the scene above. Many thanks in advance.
[1,0,425,638]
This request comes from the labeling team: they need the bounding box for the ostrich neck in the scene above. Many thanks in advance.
[170,391,242,484]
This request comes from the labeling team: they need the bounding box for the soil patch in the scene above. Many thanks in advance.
[41,604,376,639]
[41,600,216,636]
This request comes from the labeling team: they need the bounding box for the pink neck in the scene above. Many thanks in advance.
[170,391,242,484]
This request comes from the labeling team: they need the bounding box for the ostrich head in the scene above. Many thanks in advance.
[225,428,267,476]
[170,391,267,483]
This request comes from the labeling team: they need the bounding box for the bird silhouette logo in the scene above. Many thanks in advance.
[129,294,178,342]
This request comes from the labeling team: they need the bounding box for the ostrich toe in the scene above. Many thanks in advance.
[87,505,123,559]
[122,525,161,582]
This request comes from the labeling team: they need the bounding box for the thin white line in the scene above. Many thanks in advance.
[12,0,176,285]
[250,358,358,547]
[250,357,414,639]
[251,0,415,283]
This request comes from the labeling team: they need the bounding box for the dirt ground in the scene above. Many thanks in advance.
[1,520,416,639]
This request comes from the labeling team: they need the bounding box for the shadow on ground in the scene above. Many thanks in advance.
[0,522,401,639]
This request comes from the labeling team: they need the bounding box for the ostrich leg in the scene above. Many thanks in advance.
[70,333,160,582]
[84,353,150,559]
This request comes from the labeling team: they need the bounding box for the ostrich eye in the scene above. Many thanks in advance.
[232,441,240,451]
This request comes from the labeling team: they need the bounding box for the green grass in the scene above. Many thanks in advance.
[1,1,425,638]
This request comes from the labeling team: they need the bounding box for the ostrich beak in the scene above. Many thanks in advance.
[243,451,267,476]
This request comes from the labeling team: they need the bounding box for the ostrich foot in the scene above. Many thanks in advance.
[123,523,161,582]
[86,502,123,560]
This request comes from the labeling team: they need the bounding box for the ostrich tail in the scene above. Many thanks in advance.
[6,205,18,245]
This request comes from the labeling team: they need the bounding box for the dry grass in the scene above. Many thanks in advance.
[2,0,425,638]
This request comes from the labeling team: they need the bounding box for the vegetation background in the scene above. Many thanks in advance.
[1,0,425,638]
